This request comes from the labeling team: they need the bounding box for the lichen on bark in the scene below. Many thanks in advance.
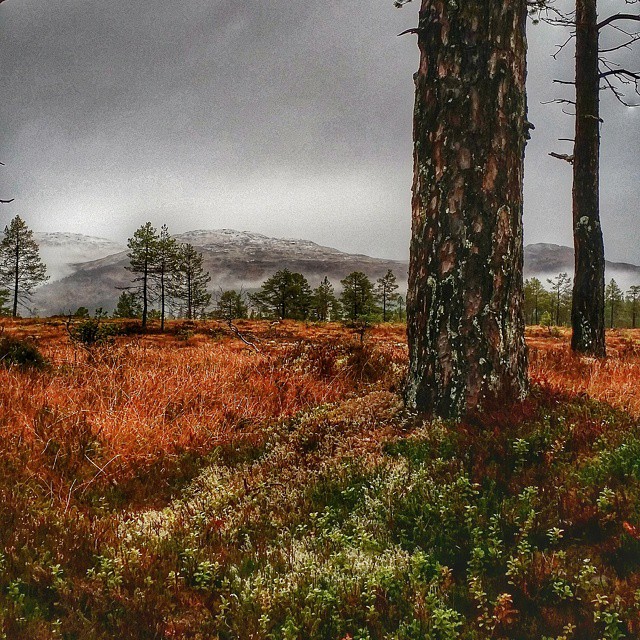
[405,0,529,419]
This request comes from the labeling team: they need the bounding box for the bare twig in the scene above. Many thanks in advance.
[597,13,640,30]
[226,320,260,354]
[549,152,574,164]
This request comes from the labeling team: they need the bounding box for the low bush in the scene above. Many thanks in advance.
[0,334,46,369]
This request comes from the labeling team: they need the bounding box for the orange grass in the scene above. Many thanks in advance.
[2,318,639,495]
[528,326,640,417]
[0,319,403,494]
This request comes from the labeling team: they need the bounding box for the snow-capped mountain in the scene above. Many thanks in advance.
[34,232,126,282]
[524,243,640,292]
[24,231,640,317]
[31,229,408,316]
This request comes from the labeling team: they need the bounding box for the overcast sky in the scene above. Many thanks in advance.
[0,0,638,262]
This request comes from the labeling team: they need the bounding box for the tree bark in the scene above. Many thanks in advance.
[160,270,165,332]
[571,0,606,357]
[142,258,148,330]
[405,0,529,419]
[12,233,19,318]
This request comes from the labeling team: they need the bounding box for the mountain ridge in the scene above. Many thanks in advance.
[28,231,640,316]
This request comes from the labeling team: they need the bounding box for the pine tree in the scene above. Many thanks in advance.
[375,270,399,322]
[0,215,48,317]
[340,272,378,322]
[627,285,640,329]
[155,225,178,331]
[216,290,248,322]
[605,278,624,328]
[250,269,312,320]
[126,222,159,330]
[524,277,549,325]
[311,277,338,321]
[171,243,211,319]
[547,273,573,326]
[113,291,143,319]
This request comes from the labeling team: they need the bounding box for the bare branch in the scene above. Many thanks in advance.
[553,32,576,59]
[599,68,640,80]
[397,27,421,37]
[541,98,576,105]
[598,13,640,30]
[224,320,261,354]
[600,71,640,106]
[600,33,640,53]
[549,152,574,164]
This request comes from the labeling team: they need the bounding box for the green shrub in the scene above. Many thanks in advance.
[0,334,46,369]
[68,317,118,347]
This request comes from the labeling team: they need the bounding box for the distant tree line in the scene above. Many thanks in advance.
[525,274,640,329]
[244,268,403,324]
[109,223,407,328]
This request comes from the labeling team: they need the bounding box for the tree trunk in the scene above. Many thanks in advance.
[405,0,529,419]
[142,266,148,330]
[187,271,192,320]
[571,0,606,356]
[160,270,165,332]
[610,300,614,328]
[12,235,19,318]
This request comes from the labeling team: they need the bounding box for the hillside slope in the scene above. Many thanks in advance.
[30,232,640,316]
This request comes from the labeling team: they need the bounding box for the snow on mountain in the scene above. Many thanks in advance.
[34,232,126,282]
[524,243,640,292]
[31,229,407,316]
[26,231,640,317]
[173,229,374,261]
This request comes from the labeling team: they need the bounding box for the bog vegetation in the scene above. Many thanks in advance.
[2,318,640,639]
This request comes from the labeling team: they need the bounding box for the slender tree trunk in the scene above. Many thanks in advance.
[160,269,165,332]
[571,0,606,356]
[142,265,148,330]
[610,300,614,328]
[12,235,19,317]
[405,0,529,419]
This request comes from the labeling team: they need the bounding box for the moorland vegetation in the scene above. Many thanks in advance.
[1,319,640,638]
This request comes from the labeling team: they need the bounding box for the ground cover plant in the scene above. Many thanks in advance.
[1,318,640,639]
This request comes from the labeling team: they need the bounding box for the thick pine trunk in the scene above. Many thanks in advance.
[571,0,606,356]
[405,0,529,419]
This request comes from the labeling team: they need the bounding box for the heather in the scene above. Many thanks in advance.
[2,319,640,639]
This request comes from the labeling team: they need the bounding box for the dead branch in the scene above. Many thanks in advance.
[225,319,260,354]
[541,98,576,106]
[549,152,574,164]
[599,68,640,80]
[397,27,421,37]
[598,13,640,30]
[600,33,640,53]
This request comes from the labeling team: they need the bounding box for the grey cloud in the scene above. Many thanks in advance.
[0,0,638,265]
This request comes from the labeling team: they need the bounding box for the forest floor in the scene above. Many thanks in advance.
[1,318,640,639]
